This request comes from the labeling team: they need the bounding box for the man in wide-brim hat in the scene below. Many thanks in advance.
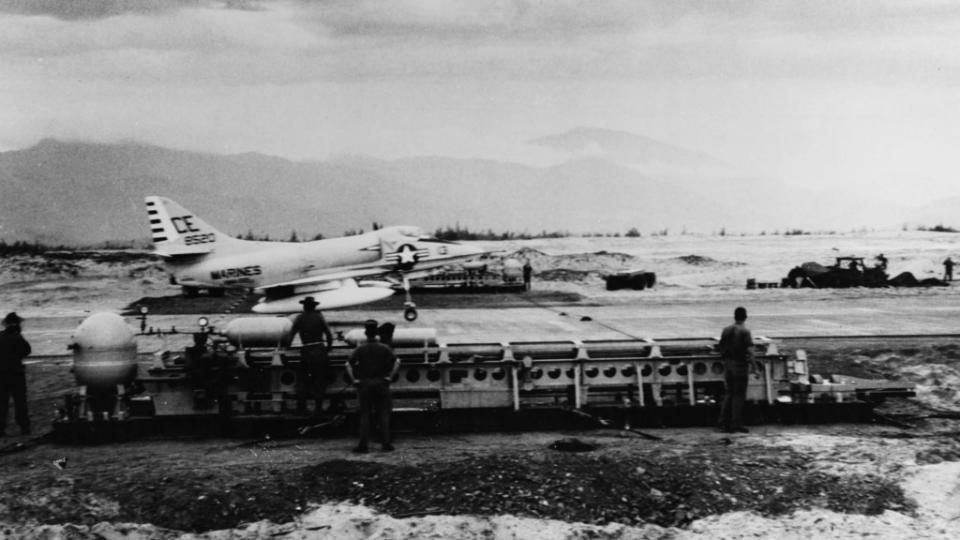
[0,312,31,436]
[291,297,333,416]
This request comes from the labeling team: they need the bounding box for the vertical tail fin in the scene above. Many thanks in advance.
[145,196,237,255]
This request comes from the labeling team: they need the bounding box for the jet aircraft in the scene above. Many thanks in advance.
[145,196,485,320]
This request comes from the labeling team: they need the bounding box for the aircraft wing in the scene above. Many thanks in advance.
[254,267,386,292]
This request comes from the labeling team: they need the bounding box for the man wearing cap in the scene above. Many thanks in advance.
[291,297,334,416]
[348,319,400,453]
[0,312,32,436]
[717,306,755,434]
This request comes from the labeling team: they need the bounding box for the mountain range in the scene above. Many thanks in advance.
[0,129,952,245]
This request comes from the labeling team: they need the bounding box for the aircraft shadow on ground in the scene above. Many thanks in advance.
[123,289,585,315]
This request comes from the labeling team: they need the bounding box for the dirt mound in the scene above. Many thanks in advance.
[0,254,166,284]
[0,256,83,279]
[803,342,960,413]
[501,249,637,277]
[44,250,159,264]
[888,272,950,287]
[674,255,744,267]
[507,247,548,258]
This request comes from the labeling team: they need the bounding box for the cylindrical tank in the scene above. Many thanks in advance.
[71,312,138,390]
[502,258,523,280]
[343,327,437,347]
[222,317,293,348]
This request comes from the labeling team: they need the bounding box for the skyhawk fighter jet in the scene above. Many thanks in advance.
[145,196,485,320]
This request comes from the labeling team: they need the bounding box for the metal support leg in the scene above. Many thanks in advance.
[511,365,520,411]
[634,361,644,407]
[764,360,773,404]
[574,364,582,409]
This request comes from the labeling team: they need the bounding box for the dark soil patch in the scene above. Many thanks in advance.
[1,445,912,532]
[123,290,260,315]
[677,255,717,265]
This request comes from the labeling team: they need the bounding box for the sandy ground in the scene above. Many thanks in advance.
[2,230,960,538]
[1,426,958,539]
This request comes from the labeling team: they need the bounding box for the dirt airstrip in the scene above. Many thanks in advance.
[2,232,960,538]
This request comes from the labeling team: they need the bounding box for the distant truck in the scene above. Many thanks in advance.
[603,269,657,291]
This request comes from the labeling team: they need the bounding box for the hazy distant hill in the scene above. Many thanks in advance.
[529,127,734,175]
[0,133,920,245]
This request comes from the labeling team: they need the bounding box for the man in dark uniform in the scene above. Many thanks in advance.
[378,322,396,347]
[348,319,400,453]
[0,312,32,436]
[291,296,334,416]
[875,253,888,270]
[522,260,533,291]
[944,257,955,281]
[717,306,754,434]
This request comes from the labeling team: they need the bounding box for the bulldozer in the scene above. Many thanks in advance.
[783,256,888,288]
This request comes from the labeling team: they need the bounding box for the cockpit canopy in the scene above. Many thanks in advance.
[391,225,425,238]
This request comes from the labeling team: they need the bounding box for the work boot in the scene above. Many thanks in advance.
[730,426,749,434]
[381,443,395,452]
[20,426,30,436]
[352,445,368,454]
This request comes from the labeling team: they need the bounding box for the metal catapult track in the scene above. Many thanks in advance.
[50,328,929,442]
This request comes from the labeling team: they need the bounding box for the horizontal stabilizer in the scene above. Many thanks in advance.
[154,245,214,258]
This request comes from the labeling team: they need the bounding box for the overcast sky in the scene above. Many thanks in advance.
[2,0,959,204]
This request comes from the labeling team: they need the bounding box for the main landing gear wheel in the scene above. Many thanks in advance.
[404,304,418,322]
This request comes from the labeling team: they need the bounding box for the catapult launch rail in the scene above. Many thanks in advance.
[53,314,918,442]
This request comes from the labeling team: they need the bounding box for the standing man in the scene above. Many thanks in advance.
[875,253,888,271]
[0,312,31,436]
[522,260,533,291]
[348,319,400,453]
[291,296,334,416]
[944,257,955,282]
[717,306,754,434]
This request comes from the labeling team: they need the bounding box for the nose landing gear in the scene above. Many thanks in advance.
[402,276,418,321]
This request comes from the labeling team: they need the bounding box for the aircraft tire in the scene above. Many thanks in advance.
[182,286,199,298]
[404,307,418,322]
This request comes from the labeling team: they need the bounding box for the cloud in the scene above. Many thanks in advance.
[312,0,645,40]
[5,0,960,87]
[0,0,266,20]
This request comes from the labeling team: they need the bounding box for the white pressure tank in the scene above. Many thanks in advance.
[71,312,138,390]
[343,327,437,347]
[222,317,293,348]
